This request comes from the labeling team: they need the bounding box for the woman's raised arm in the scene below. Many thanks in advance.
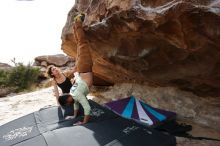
[52,79,60,106]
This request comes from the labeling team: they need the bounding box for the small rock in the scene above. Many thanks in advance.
[40,61,48,67]
[66,62,75,67]
[34,54,73,67]
[0,63,12,71]
[33,60,40,66]
[0,87,15,97]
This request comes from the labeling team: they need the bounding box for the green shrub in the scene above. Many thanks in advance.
[0,70,9,87]
[0,63,40,92]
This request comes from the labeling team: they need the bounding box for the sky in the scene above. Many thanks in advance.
[0,0,75,65]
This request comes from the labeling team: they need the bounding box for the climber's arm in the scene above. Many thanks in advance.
[63,66,77,79]
[77,93,91,124]
[52,80,60,106]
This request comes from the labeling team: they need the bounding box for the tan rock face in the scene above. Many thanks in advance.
[61,0,220,97]
[35,54,74,67]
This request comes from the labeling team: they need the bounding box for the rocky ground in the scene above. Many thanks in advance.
[0,87,56,125]
[0,85,219,146]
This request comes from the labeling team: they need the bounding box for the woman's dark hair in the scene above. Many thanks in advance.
[46,65,55,78]
[58,94,71,106]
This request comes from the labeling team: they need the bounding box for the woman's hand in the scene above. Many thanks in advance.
[69,66,77,75]
[52,89,57,97]
[65,115,76,120]
[73,121,83,126]
[70,78,75,84]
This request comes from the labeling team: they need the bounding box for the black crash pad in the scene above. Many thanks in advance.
[0,100,176,146]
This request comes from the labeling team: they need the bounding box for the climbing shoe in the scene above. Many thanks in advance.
[73,13,85,23]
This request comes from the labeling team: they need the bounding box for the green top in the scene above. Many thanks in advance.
[70,74,91,115]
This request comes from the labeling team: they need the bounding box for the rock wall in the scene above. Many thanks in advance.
[61,0,220,97]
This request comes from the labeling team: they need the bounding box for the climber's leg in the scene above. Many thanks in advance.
[73,25,78,45]
[73,20,93,73]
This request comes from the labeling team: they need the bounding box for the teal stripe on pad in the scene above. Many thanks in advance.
[122,96,135,118]
[141,102,166,121]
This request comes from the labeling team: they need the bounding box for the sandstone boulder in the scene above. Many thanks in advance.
[40,61,48,67]
[34,54,75,78]
[34,54,74,67]
[61,0,220,97]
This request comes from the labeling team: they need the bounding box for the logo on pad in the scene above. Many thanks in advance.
[3,126,33,141]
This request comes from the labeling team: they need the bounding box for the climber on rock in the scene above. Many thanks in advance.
[58,13,93,125]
